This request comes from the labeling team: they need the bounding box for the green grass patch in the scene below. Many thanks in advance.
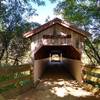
[85,80,100,88]
[0,84,16,93]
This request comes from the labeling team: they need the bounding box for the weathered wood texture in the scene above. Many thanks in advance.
[0,64,34,98]
[83,65,100,94]
[31,24,84,58]
[0,64,31,75]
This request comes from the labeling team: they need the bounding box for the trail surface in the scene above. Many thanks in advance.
[15,64,100,100]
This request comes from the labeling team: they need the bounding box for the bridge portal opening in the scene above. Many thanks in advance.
[49,50,62,62]
[34,45,82,83]
[34,45,81,60]
[42,61,74,81]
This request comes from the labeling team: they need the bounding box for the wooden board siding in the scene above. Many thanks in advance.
[24,18,89,38]
[43,35,71,39]
[31,24,85,55]
[0,65,31,75]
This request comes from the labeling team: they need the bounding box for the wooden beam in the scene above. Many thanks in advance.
[0,65,31,75]
[0,75,31,88]
[43,35,71,39]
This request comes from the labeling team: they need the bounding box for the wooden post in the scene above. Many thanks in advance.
[60,53,62,62]
[49,54,51,62]
[30,66,34,82]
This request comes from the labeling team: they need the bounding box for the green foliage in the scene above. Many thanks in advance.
[49,0,58,3]
[54,0,100,37]
[0,84,16,93]
[85,80,100,88]
[0,0,43,31]
[0,72,32,93]
[0,0,41,65]
[54,0,100,65]
[84,38,100,65]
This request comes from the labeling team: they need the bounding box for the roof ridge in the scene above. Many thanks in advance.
[24,18,90,38]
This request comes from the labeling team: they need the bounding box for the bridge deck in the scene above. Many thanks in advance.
[14,64,99,100]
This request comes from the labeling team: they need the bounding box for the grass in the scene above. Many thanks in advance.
[0,84,16,93]
[0,72,31,93]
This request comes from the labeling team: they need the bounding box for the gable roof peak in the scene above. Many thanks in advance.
[24,18,90,38]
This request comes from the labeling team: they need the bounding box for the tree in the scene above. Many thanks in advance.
[0,0,59,65]
[54,0,100,37]
[45,16,50,22]
[0,0,42,65]
[54,0,100,65]
[7,22,40,65]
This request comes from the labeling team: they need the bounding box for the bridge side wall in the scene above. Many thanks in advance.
[34,59,48,83]
[64,59,82,83]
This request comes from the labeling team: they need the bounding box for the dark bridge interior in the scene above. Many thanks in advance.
[34,45,82,83]
[34,45,81,60]
[41,63,74,83]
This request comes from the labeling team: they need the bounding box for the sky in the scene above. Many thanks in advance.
[27,0,62,24]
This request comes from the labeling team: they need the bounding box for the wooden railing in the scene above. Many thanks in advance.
[0,64,33,98]
[83,65,100,95]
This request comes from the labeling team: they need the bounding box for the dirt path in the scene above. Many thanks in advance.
[12,64,100,100]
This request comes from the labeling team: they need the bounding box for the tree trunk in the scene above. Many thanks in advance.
[0,48,5,62]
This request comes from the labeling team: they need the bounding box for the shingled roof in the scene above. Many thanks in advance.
[23,18,90,38]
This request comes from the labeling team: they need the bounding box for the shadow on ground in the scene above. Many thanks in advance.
[2,63,100,100]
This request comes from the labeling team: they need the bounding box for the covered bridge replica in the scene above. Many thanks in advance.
[24,18,89,83]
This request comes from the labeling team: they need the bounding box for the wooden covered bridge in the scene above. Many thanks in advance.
[0,18,100,100]
[24,18,89,83]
